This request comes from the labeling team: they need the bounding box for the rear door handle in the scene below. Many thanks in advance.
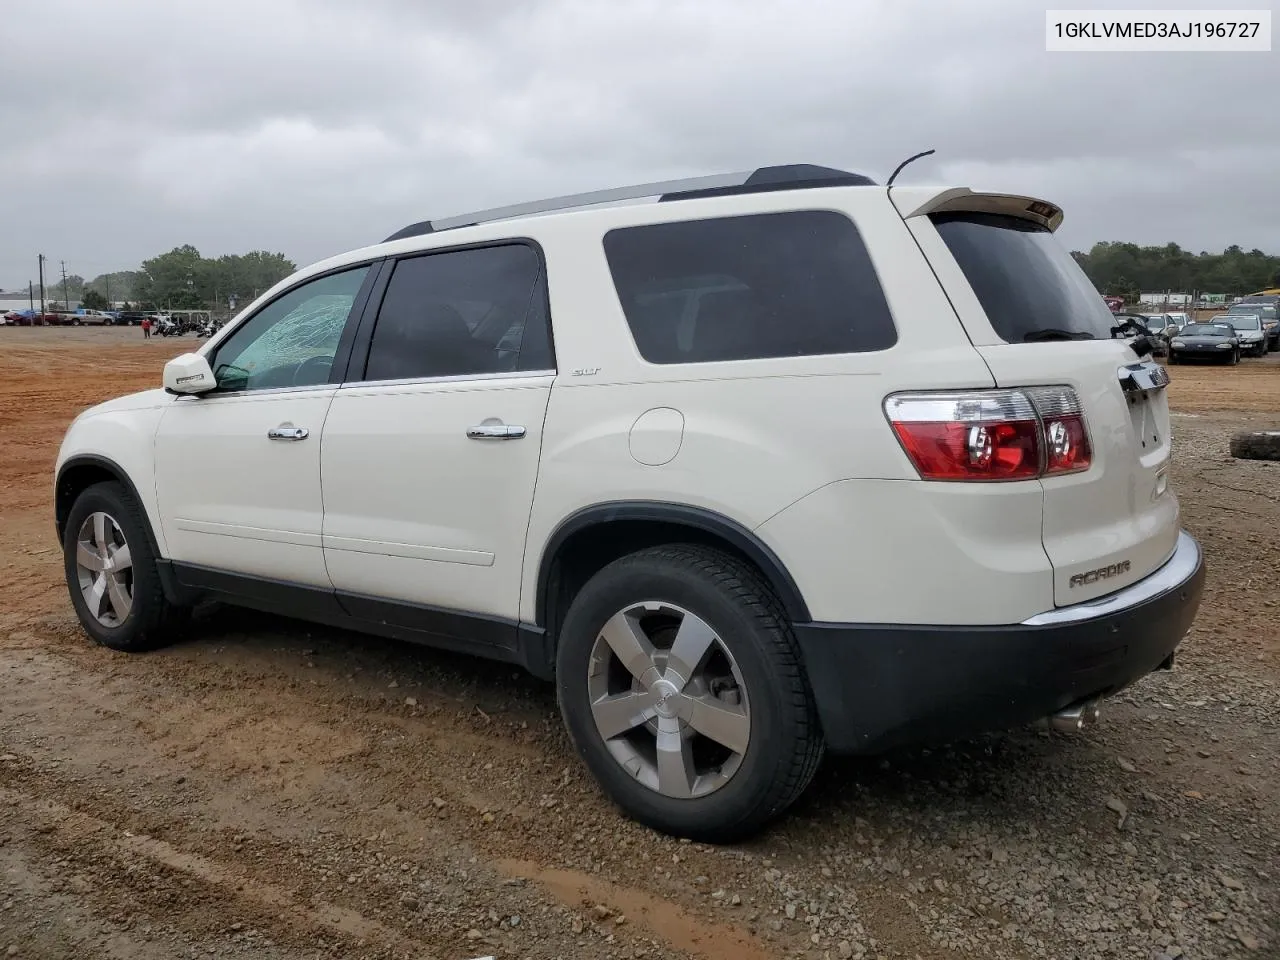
[267,425,309,441]
[466,424,526,440]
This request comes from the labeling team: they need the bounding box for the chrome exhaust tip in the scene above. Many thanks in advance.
[1049,699,1100,733]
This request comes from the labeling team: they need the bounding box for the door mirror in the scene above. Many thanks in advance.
[163,353,216,395]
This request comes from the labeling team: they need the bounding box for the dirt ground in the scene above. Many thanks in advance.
[0,327,1276,960]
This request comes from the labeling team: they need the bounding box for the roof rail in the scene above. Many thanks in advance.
[381,164,876,243]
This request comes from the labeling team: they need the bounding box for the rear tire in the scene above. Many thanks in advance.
[62,481,187,652]
[556,544,824,843]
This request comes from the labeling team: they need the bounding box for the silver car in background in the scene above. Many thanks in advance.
[1221,313,1267,357]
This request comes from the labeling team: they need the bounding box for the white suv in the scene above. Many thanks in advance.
[54,164,1205,841]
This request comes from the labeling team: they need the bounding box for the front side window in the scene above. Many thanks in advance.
[212,265,370,391]
[603,210,897,364]
[363,243,551,382]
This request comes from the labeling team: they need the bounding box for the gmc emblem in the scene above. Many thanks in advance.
[1070,560,1131,588]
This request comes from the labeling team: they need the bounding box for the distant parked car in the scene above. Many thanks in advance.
[113,311,147,326]
[1227,297,1279,349]
[74,309,114,326]
[1168,322,1241,365]
[1220,313,1267,357]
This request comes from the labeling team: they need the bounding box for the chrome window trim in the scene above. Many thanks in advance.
[339,368,557,390]
[173,383,337,402]
[176,369,558,400]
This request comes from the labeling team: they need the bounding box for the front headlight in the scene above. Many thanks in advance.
[1171,340,1185,348]
[1217,342,1232,349]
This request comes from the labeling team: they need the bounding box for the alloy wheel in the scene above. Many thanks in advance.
[586,601,751,799]
[74,511,133,627]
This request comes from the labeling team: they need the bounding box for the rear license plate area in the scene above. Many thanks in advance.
[1119,361,1168,453]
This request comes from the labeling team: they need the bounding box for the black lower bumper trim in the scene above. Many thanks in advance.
[793,536,1206,755]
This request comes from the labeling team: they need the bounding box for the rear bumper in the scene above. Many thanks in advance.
[793,530,1205,754]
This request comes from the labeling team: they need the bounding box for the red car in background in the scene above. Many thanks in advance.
[2,310,64,326]
[1103,295,1126,313]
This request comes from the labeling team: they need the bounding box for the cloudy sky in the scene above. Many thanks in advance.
[1,0,1276,290]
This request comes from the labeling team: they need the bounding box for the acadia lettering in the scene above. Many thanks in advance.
[1070,560,1131,588]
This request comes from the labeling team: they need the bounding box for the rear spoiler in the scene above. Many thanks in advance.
[889,187,1064,232]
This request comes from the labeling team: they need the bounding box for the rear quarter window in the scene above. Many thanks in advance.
[603,210,896,364]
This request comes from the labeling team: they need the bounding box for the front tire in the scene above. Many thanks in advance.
[62,481,186,652]
[556,544,824,843]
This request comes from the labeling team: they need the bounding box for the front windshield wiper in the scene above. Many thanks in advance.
[1022,329,1097,343]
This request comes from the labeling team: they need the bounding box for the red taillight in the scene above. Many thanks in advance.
[891,420,1040,480]
[885,388,1092,482]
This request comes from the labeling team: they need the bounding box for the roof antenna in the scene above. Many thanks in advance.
[886,149,936,187]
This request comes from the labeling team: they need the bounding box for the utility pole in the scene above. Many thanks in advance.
[105,274,111,306]
[61,260,70,309]
[37,254,46,317]
[28,281,34,311]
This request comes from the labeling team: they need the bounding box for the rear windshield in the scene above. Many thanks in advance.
[932,212,1116,343]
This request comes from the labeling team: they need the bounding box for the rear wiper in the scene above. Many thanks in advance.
[1022,329,1096,342]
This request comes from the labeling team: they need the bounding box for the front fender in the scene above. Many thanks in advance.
[56,402,170,556]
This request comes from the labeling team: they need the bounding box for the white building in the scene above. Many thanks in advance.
[1139,292,1192,307]
[0,293,81,313]
[0,295,37,313]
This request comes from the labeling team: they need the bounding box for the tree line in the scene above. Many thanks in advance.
[51,238,1280,314]
[1072,242,1280,301]
[68,246,297,312]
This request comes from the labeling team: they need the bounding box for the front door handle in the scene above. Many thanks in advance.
[466,423,526,440]
[267,425,309,441]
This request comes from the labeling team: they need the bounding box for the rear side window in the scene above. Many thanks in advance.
[363,243,552,382]
[603,211,896,364]
[932,212,1117,343]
